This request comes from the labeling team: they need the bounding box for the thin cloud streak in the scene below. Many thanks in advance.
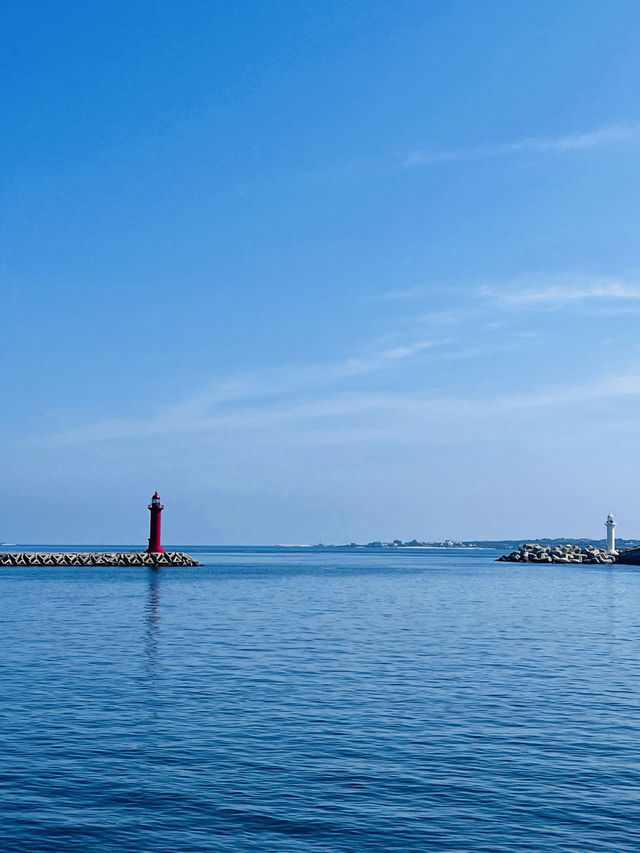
[39,336,454,446]
[334,337,450,377]
[34,274,640,449]
[41,370,640,448]
[482,276,640,309]
[404,121,640,167]
[166,335,452,412]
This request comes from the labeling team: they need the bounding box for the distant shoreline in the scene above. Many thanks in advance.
[309,537,640,551]
[4,539,639,552]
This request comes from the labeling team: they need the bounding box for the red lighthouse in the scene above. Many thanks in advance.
[147,492,166,553]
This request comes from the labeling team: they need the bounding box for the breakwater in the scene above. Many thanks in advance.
[498,543,616,564]
[0,552,200,567]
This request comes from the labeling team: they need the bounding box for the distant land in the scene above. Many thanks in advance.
[315,538,640,551]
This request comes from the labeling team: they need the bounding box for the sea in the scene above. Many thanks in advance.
[1,545,639,852]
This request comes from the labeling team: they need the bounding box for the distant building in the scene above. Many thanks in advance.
[606,513,616,553]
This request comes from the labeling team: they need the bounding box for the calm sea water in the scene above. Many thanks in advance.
[1,546,640,851]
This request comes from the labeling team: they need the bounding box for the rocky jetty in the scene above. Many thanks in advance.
[0,552,200,567]
[613,547,640,565]
[498,543,616,564]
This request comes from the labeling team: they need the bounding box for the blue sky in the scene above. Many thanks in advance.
[3,0,640,544]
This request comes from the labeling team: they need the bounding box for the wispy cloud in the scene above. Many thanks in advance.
[33,270,640,452]
[40,362,640,449]
[333,337,449,377]
[41,336,455,446]
[481,275,640,309]
[178,336,451,409]
[404,121,640,167]
[496,372,640,410]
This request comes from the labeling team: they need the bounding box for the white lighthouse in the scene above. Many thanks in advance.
[606,513,616,554]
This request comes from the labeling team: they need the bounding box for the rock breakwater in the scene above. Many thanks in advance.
[498,543,616,564]
[0,552,200,567]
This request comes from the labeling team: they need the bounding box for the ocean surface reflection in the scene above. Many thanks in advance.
[144,569,161,681]
[1,547,640,851]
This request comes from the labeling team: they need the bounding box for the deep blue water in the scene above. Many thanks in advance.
[1,546,640,851]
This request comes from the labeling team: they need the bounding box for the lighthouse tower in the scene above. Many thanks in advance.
[147,492,166,554]
[606,513,616,554]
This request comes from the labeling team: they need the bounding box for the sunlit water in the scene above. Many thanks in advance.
[1,546,640,851]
